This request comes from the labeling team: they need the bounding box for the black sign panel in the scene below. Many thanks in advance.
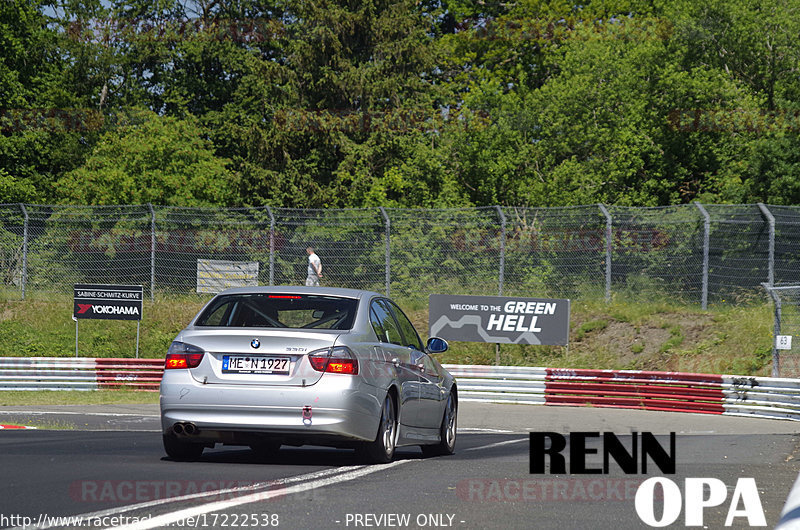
[73,284,143,321]
[429,294,570,345]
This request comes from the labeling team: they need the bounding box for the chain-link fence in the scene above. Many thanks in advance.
[763,284,800,378]
[1,202,797,304]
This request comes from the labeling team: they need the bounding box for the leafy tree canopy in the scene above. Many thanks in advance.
[57,110,238,206]
[3,0,800,207]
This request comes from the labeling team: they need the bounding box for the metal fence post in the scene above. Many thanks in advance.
[379,207,390,297]
[19,204,28,300]
[763,283,781,377]
[495,206,506,296]
[598,204,612,302]
[266,206,275,286]
[147,203,155,300]
[694,201,710,310]
[758,203,775,287]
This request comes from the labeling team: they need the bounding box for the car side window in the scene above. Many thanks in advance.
[370,300,404,345]
[369,307,386,342]
[201,303,231,326]
[385,300,424,351]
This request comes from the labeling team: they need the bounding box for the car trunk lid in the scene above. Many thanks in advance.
[180,328,340,387]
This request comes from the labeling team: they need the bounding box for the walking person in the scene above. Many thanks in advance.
[306,247,322,286]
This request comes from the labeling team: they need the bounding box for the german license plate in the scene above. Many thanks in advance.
[222,355,290,374]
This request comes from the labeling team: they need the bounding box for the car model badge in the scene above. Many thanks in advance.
[251,339,260,349]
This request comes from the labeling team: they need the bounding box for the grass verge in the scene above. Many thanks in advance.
[0,390,159,406]
[0,292,777,378]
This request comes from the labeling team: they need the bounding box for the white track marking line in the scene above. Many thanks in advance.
[458,427,515,434]
[107,461,409,530]
[464,438,528,452]
[19,436,520,529]
[16,467,357,530]
[105,440,523,528]
[15,429,163,433]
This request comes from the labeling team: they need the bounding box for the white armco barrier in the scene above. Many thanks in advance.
[443,364,800,422]
[0,357,163,391]
[1,357,800,422]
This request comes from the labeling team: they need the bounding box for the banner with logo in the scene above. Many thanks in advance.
[196,259,259,293]
[429,294,570,345]
[73,284,143,321]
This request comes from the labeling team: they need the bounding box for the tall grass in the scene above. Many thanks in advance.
[0,290,776,376]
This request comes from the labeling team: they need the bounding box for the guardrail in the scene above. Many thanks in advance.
[1,358,799,422]
[0,357,164,391]
[443,364,800,422]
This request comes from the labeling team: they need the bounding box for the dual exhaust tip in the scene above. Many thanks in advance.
[172,422,198,436]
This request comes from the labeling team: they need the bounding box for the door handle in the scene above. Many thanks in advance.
[391,358,400,367]
[416,363,425,373]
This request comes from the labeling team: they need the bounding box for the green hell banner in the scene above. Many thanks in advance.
[428,294,570,346]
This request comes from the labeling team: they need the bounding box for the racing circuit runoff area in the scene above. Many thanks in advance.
[0,402,799,529]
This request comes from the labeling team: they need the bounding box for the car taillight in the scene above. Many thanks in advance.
[165,342,205,369]
[308,346,358,375]
[165,353,204,369]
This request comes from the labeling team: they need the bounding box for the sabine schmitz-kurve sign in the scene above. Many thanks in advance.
[73,284,143,321]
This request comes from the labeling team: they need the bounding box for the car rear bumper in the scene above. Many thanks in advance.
[160,370,382,444]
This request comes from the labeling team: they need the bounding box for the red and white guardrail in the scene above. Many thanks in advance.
[1,358,799,422]
[0,357,164,391]
[443,364,800,422]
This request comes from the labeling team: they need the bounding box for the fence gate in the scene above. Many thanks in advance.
[763,284,800,378]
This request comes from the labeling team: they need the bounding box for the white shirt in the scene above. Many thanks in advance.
[307,253,321,277]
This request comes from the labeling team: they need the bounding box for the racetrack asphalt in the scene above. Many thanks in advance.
[0,403,798,529]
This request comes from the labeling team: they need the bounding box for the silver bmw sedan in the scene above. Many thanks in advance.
[160,286,457,463]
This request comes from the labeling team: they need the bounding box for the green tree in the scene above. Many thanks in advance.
[9,0,800,209]
[665,0,800,203]
[435,2,766,206]
[0,0,96,202]
[254,0,447,207]
[57,110,238,206]
[0,168,37,203]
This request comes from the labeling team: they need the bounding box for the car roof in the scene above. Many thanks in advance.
[214,285,383,300]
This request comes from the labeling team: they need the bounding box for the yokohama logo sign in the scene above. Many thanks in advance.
[77,304,140,316]
[74,284,143,321]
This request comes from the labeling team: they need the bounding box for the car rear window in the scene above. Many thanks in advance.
[195,294,358,330]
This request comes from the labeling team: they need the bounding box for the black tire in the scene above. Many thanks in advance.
[421,391,457,458]
[357,393,397,464]
[162,434,204,461]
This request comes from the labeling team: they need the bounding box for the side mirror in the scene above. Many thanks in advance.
[426,337,448,354]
